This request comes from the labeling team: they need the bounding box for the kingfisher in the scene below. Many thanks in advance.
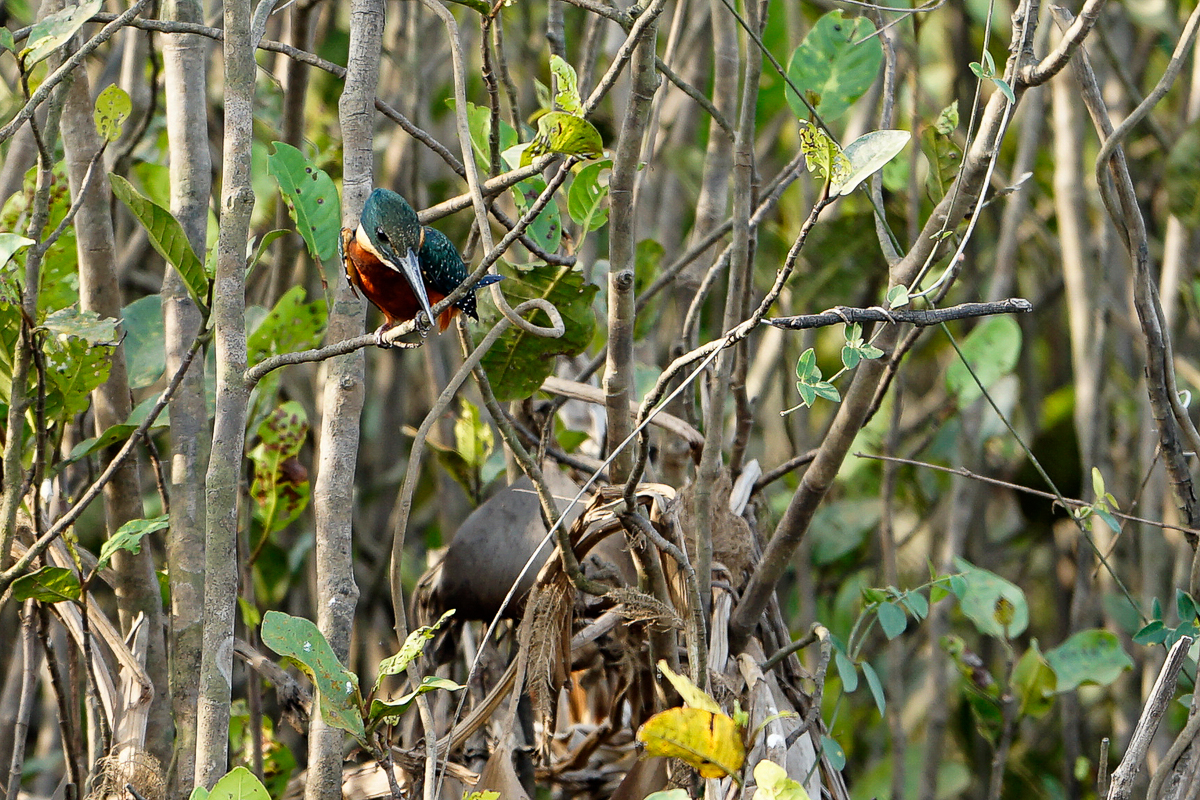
[342,188,502,340]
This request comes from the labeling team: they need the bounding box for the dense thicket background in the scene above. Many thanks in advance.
[4,0,1200,798]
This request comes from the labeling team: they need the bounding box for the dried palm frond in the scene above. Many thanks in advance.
[517,574,573,724]
[607,587,683,630]
[88,751,165,800]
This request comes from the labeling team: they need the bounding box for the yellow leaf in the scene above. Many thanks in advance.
[753,760,811,800]
[636,707,745,779]
[656,660,721,714]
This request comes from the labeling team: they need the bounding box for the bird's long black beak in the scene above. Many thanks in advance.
[397,248,435,328]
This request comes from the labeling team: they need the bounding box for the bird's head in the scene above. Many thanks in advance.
[357,188,434,327]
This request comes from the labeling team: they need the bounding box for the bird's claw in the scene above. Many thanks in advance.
[374,324,394,349]
[415,312,434,337]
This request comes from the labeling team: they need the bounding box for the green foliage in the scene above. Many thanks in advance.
[521,111,604,165]
[110,174,210,311]
[261,611,366,743]
[93,84,131,143]
[841,323,884,369]
[197,767,271,800]
[508,172,563,257]
[797,121,849,187]
[267,142,341,264]
[1043,630,1133,692]
[432,399,494,498]
[474,264,598,401]
[921,104,963,202]
[786,347,840,412]
[368,675,463,724]
[1,164,79,315]
[374,609,455,691]
[567,159,611,249]
[954,557,1029,638]
[0,233,34,268]
[643,792,689,800]
[754,759,811,800]
[39,308,118,424]
[1012,641,1056,717]
[12,566,81,603]
[549,54,584,116]
[1071,467,1121,532]
[248,401,311,536]
[832,130,910,197]
[98,514,170,570]
[19,0,103,66]
[945,315,1022,406]
[969,50,1015,104]
[785,11,883,123]
[122,295,165,389]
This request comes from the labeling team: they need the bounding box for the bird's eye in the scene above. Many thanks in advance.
[376,227,389,244]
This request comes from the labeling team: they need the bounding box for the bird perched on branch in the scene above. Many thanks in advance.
[341,188,502,341]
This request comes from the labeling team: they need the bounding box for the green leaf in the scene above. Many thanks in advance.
[945,315,1022,406]
[93,84,131,143]
[549,54,584,116]
[12,566,81,603]
[832,130,910,196]
[39,308,117,422]
[1166,120,1200,227]
[934,101,959,135]
[813,381,841,403]
[110,174,209,311]
[786,11,883,122]
[754,759,812,800]
[208,767,271,800]
[954,557,1029,638]
[900,591,929,620]
[475,264,598,402]
[248,401,310,535]
[367,675,464,723]
[122,295,165,389]
[567,160,611,235]
[1044,629,1133,692]
[188,787,210,800]
[643,792,690,800]
[0,28,15,53]
[921,126,962,203]
[797,121,849,185]
[1012,640,1056,718]
[521,111,604,165]
[267,142,341,263]
[821,735,846,771]
[375,609,455,692]
[876,601,907,639]
[454,400,493,470]
[19,0,103,66]
[98,514,169,570]
[508,173,563,257]
[835,651,858,692]
[993,78,1015,104]
[63,424,138,467]
[0,233,34,268]
[247,286,327,365]
[462,100,519,171]
[261,611,366,742]
[1179,589,1198,622]
[861,661,886,716]
[886,285,909,309]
